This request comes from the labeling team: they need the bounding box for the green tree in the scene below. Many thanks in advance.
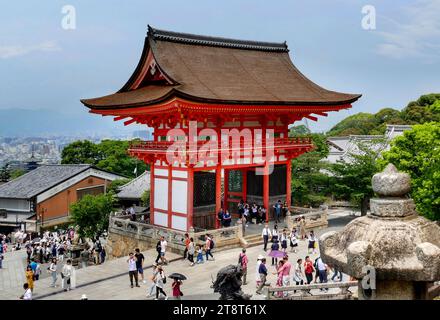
[0,164,11,182]
[10,169,26,180]
[61,139,147,178]
[401,93,440,124]
[141,190,150,207]
[70,193,116,239]
[61,140,99,165]
[330,138,385,215]
[289,125,311,136]
[291,133,330,207]
[107,178,132,194]
[380,122,440,221]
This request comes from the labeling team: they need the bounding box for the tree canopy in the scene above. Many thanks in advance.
[330,138,385,215]
[70,192,116,239]
[380,122,440,221]
[61,139,147,178]
[327,93,440,137]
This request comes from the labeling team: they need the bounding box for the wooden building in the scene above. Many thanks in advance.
[81,26,361,231]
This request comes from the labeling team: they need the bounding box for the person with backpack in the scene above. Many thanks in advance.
[205,234,215,261]
[304,256,315,284]
[154,265,168,300]
[238,248,248,285]
[93,239,102,265]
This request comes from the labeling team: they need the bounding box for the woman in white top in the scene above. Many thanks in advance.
[187,238,195,266]
[61,259,76,291]
[272,224,279,241]
[289,228,299,253]
[293,259,304,293]
[48,258,58,287]
[154,266,168,300]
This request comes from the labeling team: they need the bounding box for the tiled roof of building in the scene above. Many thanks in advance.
[116,171,150,200]
[0,164,92,199]
[81,26,361,109]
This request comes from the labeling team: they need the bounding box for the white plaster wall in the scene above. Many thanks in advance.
[172,180,187,214]
[154,211,168,227]
[172,215,187,231]
[154,178,168,210]
[172,170,188,178]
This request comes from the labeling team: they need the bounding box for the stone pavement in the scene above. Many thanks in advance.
[0,249,27,292]
[0,211,356,300]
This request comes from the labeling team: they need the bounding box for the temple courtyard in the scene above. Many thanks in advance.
[0,209,356,300]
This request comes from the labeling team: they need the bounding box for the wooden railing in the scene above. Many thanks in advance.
[266,281,358,300]
[129,137,313,155]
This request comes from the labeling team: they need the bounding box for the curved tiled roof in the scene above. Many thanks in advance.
[81,26,361,110]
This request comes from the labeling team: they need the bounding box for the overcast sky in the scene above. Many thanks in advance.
[1,0,439,135]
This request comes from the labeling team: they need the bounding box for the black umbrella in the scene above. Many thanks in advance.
[168,273,187,280]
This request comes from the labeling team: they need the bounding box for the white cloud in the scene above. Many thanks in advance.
[376,0,440,60]
[0,41,61,59]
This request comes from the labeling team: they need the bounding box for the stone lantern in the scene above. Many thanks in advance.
[319,164,440,299]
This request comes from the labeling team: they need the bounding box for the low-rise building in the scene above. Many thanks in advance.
[0,164,124,232]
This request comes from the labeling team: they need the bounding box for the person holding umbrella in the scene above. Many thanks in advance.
[169,273,186,300]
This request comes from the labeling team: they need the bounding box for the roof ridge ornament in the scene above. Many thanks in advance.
[147,25,289,52]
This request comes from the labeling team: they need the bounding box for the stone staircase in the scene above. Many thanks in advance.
[243,233,263,248]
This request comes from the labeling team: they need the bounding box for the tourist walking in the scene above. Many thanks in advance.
[261,224,272,251]
[154,265,168,300]
[61,259,76,291]
[280,229,288,253]
[238,248,248,285]
[187,238,195,266]
[80,248,90,269]
[331,264,343,282]
[269,239,282,266]
[274,260,284,298]
[100,247,106,263]
[93,239,102,265]
[25,265,34,292]
[160,236,168,264]
[299,216,306,240]
[196,245,204,264]
[293,259,305,292]
[289,228,299,253]
[48,258,58,287]
[272,224,279,241]
[172,278,183,300]
[316,257,329,291]
[205,234,215,261]
[279,255,292,297]
[256,258,268,295]
[255,255,264,288]
[183,233,190,260]
[135,248,146,283]
[307,231,317,254]
[147,263,158,297]
[127,252,140,288]
[304,256,315,284]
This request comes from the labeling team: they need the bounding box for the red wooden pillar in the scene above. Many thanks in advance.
[263,161,269,223]
[149,163,155,225]
[224,169,229,212]
[215,165,222,229]
[286,160,292,207]
[187,167,194,231]
[167,165,172,228]
[242,168,247,202]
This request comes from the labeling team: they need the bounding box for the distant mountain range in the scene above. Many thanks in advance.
[0,108,142,137]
